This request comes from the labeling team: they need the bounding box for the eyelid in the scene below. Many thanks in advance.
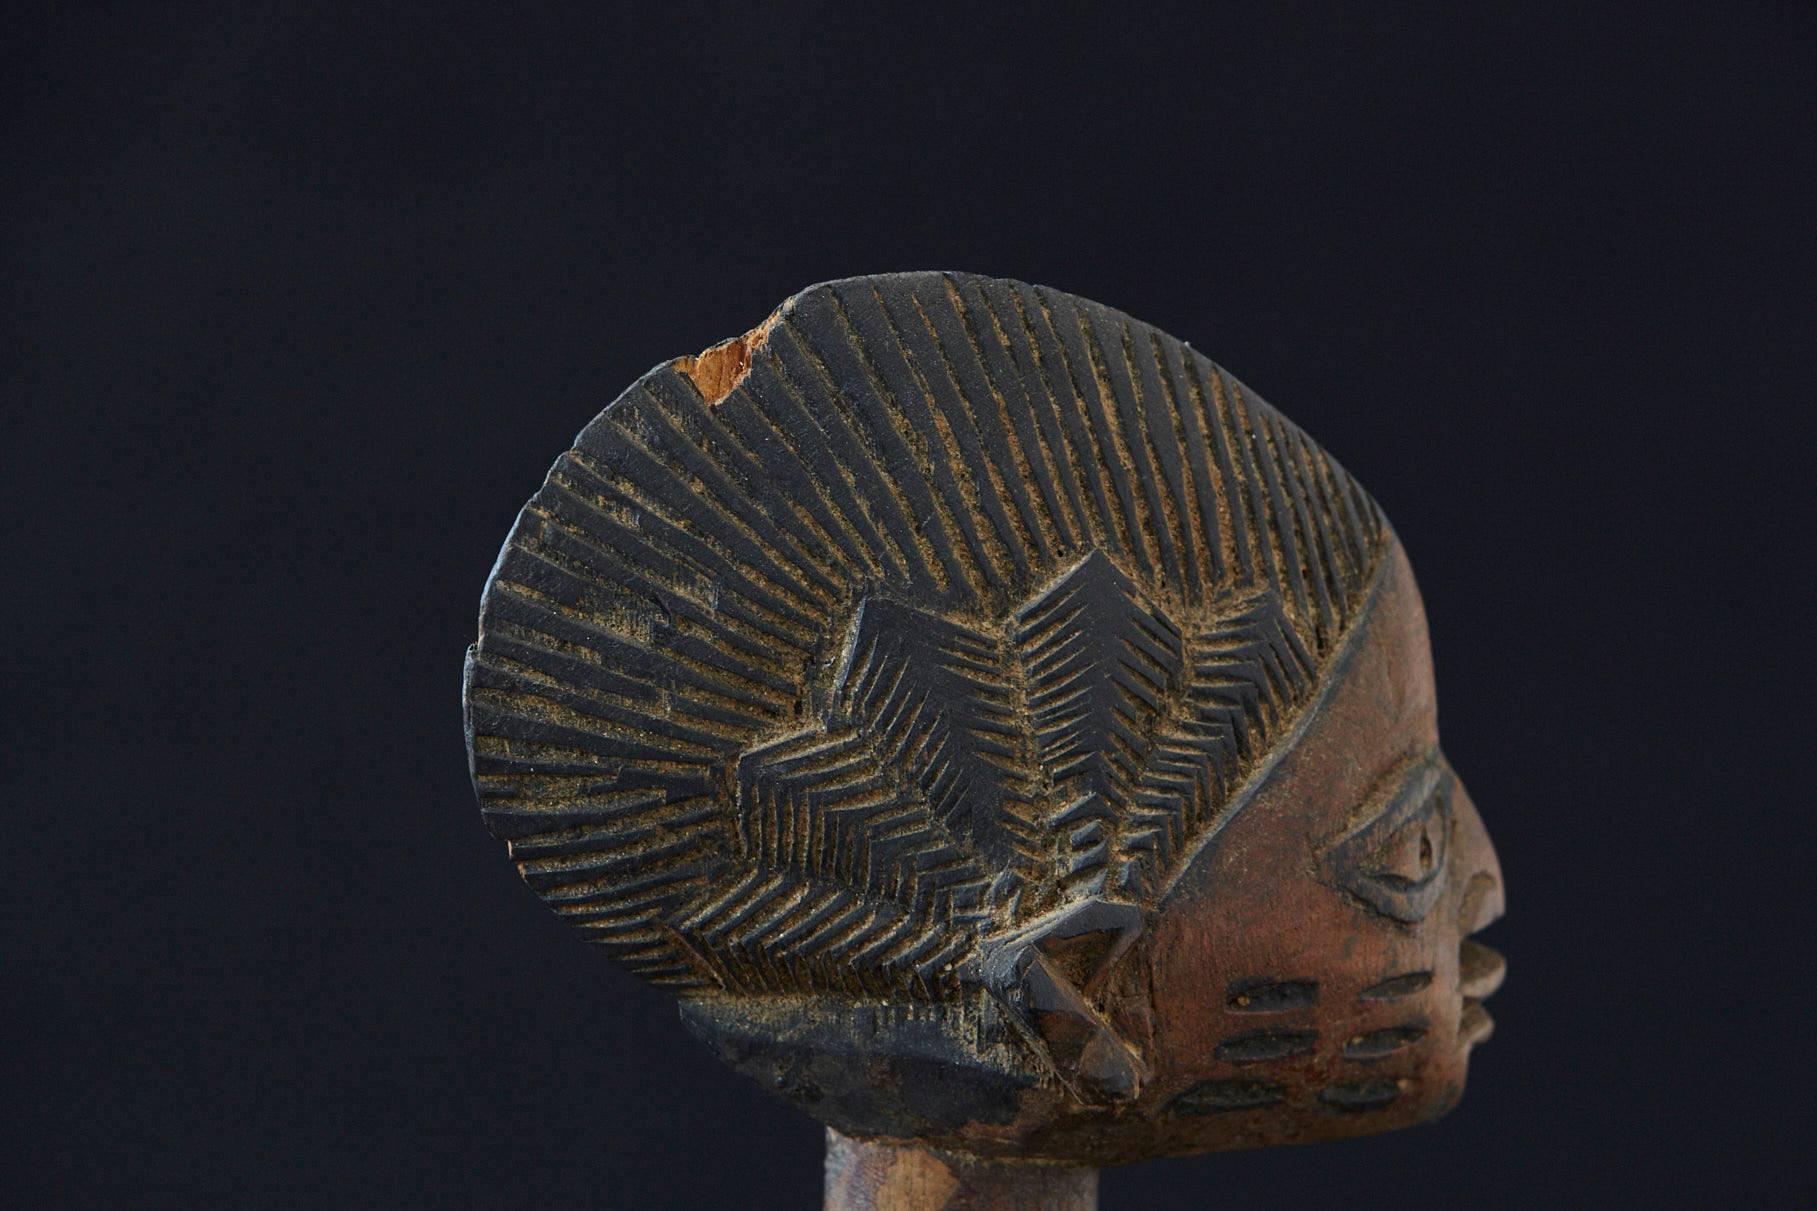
[1322,752,1453,924]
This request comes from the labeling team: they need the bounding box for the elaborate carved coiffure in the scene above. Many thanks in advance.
[464,272,1503,1164]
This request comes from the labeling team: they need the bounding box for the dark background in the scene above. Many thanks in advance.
[9,4,1812,1207]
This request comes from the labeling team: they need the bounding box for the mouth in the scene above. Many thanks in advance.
[1457,935,1506,1047]
[1454,868,1505,1048]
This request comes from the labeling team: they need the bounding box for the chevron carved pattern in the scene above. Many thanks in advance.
[465,272,1388,998]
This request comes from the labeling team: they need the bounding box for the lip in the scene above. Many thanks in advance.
[1457,936,1506,1046]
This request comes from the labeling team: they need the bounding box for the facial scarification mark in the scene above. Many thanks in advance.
[1343,1025,1427,1060]
[1320,1079,1407,1112]
[1215,1029,1318,1063]
[464,271,1388,1008]
[1228,978,1319,1011]
[1169,1078,1286,1115]
[1360,971,1434,1001]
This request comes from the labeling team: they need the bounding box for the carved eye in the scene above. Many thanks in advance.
[1323,754,1453,924]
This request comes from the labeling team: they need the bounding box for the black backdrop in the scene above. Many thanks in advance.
[10,4,1813,1207]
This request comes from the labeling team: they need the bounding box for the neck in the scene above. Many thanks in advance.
[824,1130,1098,1211]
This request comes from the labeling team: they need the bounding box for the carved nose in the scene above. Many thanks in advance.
[1449,779,1504,934]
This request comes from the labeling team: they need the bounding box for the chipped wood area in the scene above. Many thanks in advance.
[673,310,780,405]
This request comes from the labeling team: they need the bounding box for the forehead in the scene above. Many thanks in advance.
[1211,539,1435,876]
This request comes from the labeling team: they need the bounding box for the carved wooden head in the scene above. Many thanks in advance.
[463,271,1504,1164]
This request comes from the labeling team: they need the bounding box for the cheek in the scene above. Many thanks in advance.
[1141,844,1469,1129]
[1148,859,1450,1064]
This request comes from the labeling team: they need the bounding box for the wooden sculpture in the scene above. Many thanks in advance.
[463,272,1505,1208]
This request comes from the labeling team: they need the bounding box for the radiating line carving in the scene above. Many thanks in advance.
[464,271,1387,997]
